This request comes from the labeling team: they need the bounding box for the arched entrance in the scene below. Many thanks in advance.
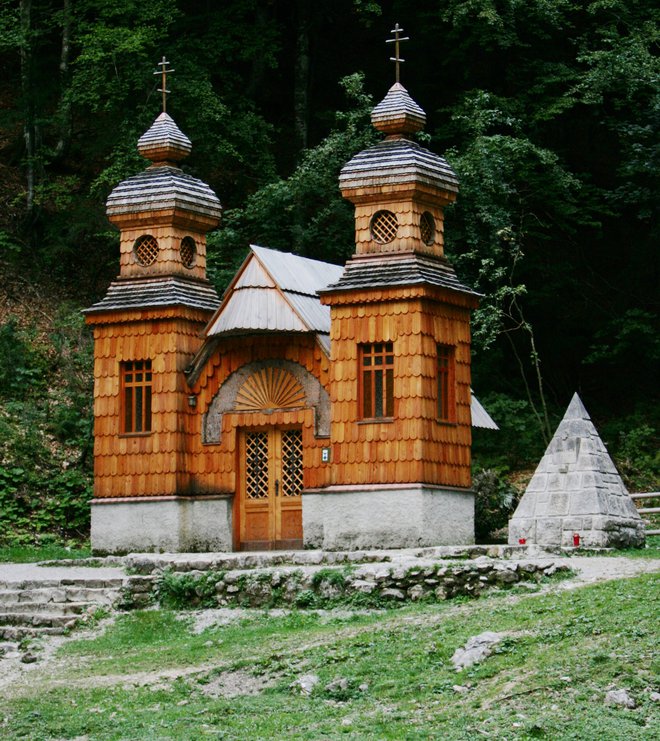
[202,358,331,550]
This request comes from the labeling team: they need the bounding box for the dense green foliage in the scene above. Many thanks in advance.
[0,307,93,546]
[0,1,657,541]
[2,574,659,738]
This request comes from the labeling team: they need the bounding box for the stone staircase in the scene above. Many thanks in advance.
[0,574,126,641]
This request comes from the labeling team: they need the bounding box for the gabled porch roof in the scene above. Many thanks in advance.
[188,245,497,429]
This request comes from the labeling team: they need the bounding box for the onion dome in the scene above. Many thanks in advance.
[137,112,192,164]
[371,82,426,136]
[106,113,221,228]
[340,84,458,198]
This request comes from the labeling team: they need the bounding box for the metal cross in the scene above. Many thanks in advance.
[386,23,409,84]
[154,56,175,113]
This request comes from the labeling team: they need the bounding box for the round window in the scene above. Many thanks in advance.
[370,210,399,244]
[180,236,196,268]
[133,234,159,266]
[420,211,435,245]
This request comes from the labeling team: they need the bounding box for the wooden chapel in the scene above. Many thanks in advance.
[85,50,495,554]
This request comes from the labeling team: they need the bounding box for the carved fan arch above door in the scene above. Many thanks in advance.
[203,359,331,444]
[235,367,306,411]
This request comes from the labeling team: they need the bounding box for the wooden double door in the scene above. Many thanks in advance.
[238,427,304,550]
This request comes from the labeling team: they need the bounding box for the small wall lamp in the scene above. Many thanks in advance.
[188,395,197,408]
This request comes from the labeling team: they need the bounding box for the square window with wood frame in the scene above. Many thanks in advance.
[437,345,456,422]
[359,342,394,419]
[121,360,152,434]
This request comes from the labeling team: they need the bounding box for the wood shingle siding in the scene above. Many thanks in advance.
[88,309,211,498]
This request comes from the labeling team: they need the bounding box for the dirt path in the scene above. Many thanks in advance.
[547,555,660,587]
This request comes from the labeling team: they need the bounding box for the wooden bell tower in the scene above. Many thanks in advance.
[84,59,223,552]
[306,28,480,549]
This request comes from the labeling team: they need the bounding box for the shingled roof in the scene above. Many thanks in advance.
[137,112,192,162]
[205,246,343,353]
[106,166,222,221]
[370,82,426,134]
[319,252,479,297]
[105,111,221,224]
[339,139,459,195]
[83,276,220,315]
[340,81,458,195]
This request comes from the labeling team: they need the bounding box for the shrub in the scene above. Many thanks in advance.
[473,468,518,543]
[603,418,659,492]
[0,319,47,399]
[155,569,223,609]
[472,392,552,470]
[0,309,93,547]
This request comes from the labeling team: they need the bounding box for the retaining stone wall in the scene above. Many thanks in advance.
[127,558,569,609]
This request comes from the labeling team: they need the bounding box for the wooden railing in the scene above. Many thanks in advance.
[630,492,660,536]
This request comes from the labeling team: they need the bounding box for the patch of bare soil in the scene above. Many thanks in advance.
[196,669,278,698]
[184,607,290,634]
[0,613,118,694]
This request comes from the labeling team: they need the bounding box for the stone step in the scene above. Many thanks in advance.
[0,625,67,641]
[0,577,125,591]
[123,544,537,575]
[0,587,123,606]
[0,601,92,616]
[0,612,78,628]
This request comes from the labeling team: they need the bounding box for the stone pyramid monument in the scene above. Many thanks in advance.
[508,393,645,548]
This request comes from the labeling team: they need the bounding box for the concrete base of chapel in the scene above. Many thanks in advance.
[90,495,234,554]
[302,483,475,550]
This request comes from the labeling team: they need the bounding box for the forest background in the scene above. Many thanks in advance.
[0,0,657,546]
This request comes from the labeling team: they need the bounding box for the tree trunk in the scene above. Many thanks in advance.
[55,0,72,158]
[293,0,310,154]
[20,0,35,220]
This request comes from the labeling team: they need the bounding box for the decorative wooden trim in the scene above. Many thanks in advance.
[303,483,473,495]
[321,284,479,309]
[91,494,234,504]
[235,367,306,411]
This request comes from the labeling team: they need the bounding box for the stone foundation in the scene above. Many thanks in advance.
[302,484,475,550]
[509,515,645,548]
[91,495,234,554]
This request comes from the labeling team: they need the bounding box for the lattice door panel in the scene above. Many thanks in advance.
[239,427,304,549]
[245,431,269,500]
[281,429,303,498]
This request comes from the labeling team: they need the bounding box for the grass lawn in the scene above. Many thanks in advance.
[1,573,658,740]
[0,543,92,563]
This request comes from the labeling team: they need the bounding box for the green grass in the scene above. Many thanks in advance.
[0,542,92,563]
[621,534,660,558]
[569,534,660,559]
[1,572,658,739]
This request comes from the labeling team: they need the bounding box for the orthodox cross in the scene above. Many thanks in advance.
[386,23,409,84]
[154,56,175,113]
